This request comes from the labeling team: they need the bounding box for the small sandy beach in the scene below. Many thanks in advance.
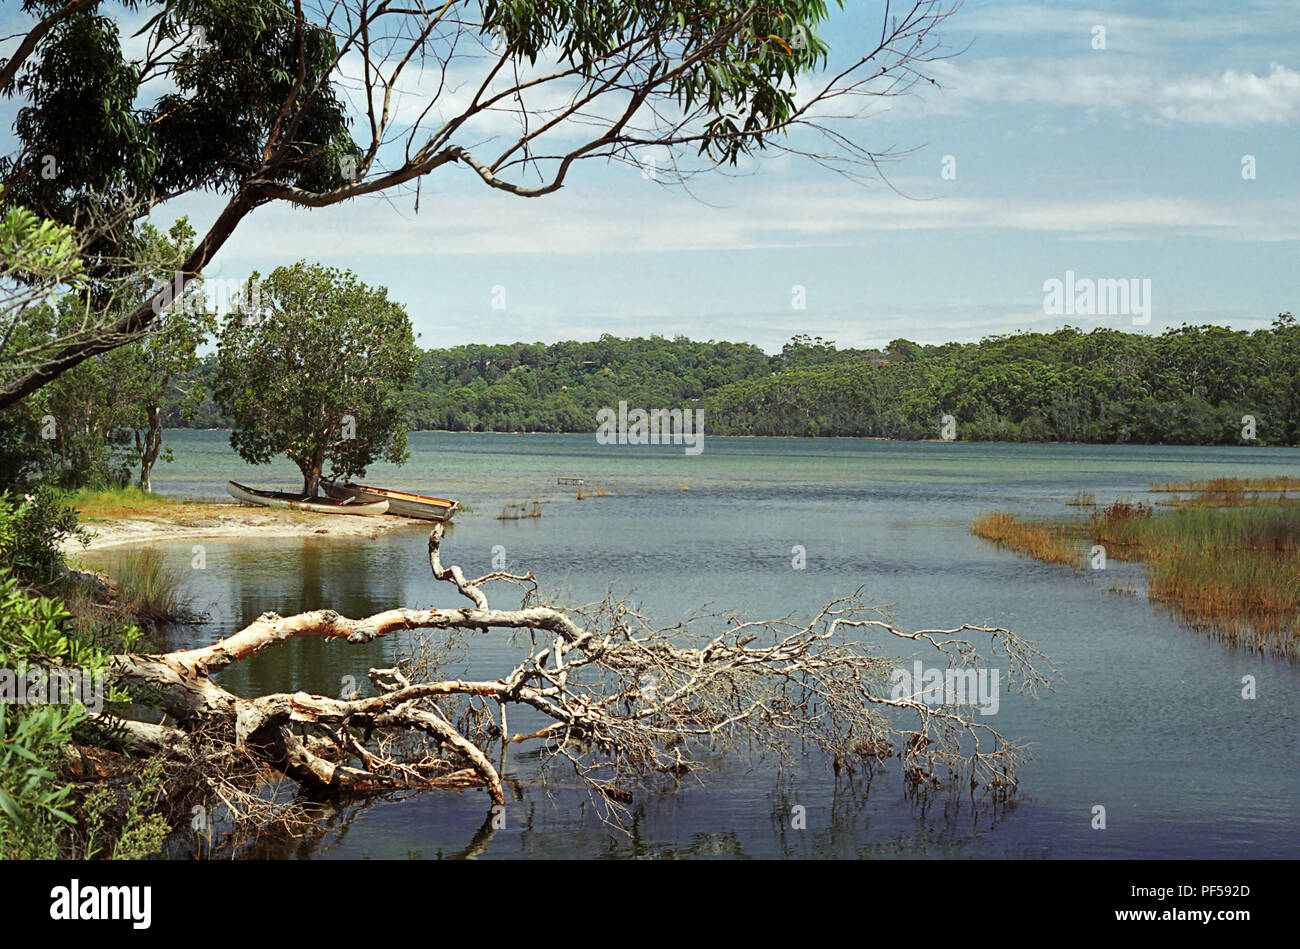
[65,502,424,553]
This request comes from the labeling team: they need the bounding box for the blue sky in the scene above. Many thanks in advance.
[5,0,1298,352]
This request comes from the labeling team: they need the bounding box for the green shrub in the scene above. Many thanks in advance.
[0,577,90,854]
[0,572,154,858]
[0,474,174,858]
[0,487,90,588]
[72,756,171,860]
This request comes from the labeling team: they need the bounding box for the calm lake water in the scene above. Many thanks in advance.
[82,431,1300,858]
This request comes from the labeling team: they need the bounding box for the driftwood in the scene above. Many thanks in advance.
[101,525,1058,829]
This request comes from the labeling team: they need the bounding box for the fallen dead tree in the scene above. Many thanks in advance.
[100,525,1059,830]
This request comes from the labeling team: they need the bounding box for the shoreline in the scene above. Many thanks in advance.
[66,502,427,553]
[168,427,1294,447]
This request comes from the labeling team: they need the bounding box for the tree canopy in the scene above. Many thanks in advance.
[215,260,418,494]
[0,215,215,490]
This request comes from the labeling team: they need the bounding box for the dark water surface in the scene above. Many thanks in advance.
[81,432,1300,858]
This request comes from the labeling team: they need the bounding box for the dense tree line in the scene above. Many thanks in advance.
[161,321,1300,445]
[401,335,772,433]
[706,321,1300,444]
[164,335,774,433]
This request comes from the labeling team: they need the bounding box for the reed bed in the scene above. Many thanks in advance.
[105,548,194,626]
[1066,489,1096,506]
[1096,502,1300,654]
[1145,550,1299,654]
[970,512,1082,569]
[1150,476,1300,493]
[975,499,1300,656]
[1155,491,1300,509]
[1090,500,1300,553]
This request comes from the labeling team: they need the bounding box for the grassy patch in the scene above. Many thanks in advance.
[65,486,216,522]
[974,497,1300,656]
[971,511,1082,569]
[1150,476,1300,493]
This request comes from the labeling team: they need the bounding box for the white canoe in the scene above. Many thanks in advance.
[226,480,390,516]
[322,480,457,521]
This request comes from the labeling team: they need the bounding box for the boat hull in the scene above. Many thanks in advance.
[227,481,390,516]
[322,481,457,521]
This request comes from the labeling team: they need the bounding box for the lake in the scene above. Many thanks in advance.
[81,430,1300,858]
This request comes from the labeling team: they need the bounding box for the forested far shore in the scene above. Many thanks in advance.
[159,320,1299,444]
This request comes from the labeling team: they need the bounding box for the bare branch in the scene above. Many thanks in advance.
[103,523,1058,832]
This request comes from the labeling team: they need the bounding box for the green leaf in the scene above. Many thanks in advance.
[0,787,25,827]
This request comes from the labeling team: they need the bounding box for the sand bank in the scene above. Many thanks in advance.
[65,503,425,553]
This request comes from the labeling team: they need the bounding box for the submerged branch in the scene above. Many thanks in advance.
[100,523,1058,833]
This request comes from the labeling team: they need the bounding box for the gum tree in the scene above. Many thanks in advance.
[1,215,214,488]
[113,218,217,491]
[214,261,417,495]
[0,0,962,409]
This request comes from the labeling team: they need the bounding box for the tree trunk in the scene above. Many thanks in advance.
[302,463,322,497]
[138,407,162,492]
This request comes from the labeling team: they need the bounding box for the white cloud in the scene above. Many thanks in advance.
[955,1,1298,47]
[1155,63,1300,125]
[920,58,1300,127]
[163,178,1296,271]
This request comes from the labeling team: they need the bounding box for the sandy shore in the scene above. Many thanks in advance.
[65,503,426,553]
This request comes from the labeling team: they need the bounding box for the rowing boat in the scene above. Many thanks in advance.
[321,480,457,521]
[226,480,390,515]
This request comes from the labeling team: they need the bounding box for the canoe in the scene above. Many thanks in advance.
[226,480,390,516]
[321,480,457,521]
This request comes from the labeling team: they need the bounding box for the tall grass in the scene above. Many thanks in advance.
[1091,501,1300,652]
[1145,550,1299,652]
[1155,491,1300,509]
[107,548,193,625]
[64,486,186,520]
[1150,476,1300,493]
[975,499,1300,655]
[67,548,194,632]
[1091,501,1300,552]
[971,512,1082,569]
